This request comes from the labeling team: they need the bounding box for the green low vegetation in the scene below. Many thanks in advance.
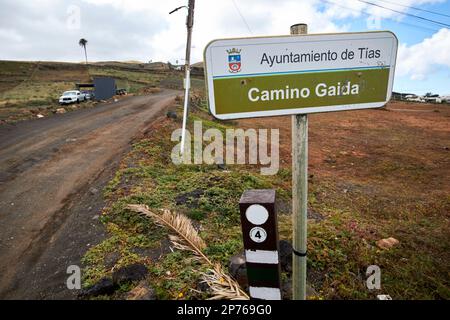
[3,61,446,300]
[82,91,449,300]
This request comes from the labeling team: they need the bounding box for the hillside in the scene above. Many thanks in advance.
[0,60,203,123]
[0,59,449,300]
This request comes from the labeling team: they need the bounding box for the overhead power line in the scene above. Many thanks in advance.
[231,0,253,34]
[373,0,450,19]
[321,0,440,33]
[356,0,450,28]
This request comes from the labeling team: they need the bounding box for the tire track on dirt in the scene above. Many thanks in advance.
[0,90,179,299]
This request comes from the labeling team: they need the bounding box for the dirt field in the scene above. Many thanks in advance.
[0,60,448,299]
[0,91,178,299]
[239,101,449,195]
[241,101,450,298]
[87,99,449,300]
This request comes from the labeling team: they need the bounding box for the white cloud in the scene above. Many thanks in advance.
[0,28,23,42]
[0,0,449,82]
[151,0,350,63]
[397,28,450,80]
[0,0,362,63]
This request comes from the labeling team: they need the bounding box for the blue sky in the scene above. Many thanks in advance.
[327,1,450,95]
[0,0,449,95]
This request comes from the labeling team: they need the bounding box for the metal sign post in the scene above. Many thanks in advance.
[291,23,308,301]
[203,27,398,300]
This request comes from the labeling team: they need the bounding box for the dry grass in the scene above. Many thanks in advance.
[127,204,249,300]
[84,91,449,299]
[0,60,191,122]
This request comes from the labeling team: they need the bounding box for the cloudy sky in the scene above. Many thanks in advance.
[1,0,449,94]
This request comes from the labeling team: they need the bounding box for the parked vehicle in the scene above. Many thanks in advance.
[81,90,94,100]
[59,90,86,105]
[116,88,128,96]
[424,96,442,103]
[441,95,450,103]
[405,95,424,103]
[423,93,442,104]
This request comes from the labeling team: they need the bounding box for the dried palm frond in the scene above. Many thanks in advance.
[127,204,211,264]
[201,264,249,300]
[127,204,249,300]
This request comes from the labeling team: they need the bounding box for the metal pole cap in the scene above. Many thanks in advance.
[290,23,308,35]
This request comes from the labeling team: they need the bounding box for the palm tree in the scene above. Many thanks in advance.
[79,38,88,64]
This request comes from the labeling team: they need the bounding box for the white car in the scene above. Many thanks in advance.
[59,90,86,105]
[424,96,442,104]
[405,95,424,103]
[406,96,425,103]
[441,95,450,103]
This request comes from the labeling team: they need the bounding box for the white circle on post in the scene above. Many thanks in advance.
[249,227,267,243]
[245,204,269,225]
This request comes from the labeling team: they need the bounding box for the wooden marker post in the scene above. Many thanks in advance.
[239,189,281,300]
[290,23,308,300]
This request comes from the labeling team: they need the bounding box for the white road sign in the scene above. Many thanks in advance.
[204,31,398,119]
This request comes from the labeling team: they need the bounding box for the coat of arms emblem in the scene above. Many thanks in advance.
[227,48,241,73]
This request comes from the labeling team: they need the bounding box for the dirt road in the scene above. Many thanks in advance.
[0,90,178,299]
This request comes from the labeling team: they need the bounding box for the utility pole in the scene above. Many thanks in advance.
[290,23,308,300]
[171,0,195,156]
